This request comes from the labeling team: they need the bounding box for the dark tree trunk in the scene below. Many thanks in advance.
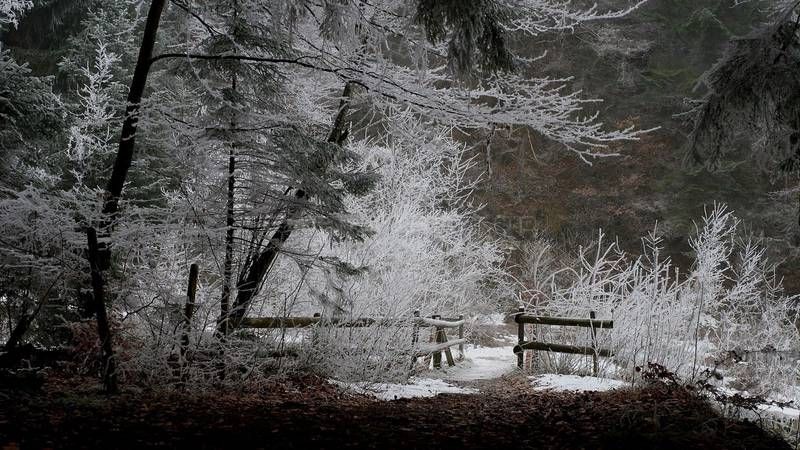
[5,309,34,352]
[219,147,236,335]
[229,220,296,326]
[791,131,800,229]
[5,302,35,352]
[83,2,165,388]
[217,56,238,336]
[180,263,199,362]
[228,83,354,327]
[96,0,167,269]
[86,228,119,394]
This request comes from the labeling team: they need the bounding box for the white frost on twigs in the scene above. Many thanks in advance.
[0,0,31,27]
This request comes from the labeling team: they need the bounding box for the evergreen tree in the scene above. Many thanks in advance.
[688,1,800,225]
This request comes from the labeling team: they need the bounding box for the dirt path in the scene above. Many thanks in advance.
[0,375,788,449]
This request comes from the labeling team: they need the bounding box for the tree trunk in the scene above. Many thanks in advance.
[86,228,119,394]
[5,301,36,352]
[219,147,236,335]
[791,131,800,229]
[180,263,199,362]
[96,0,167,269]
[228,83,354,327]
[216,4,241,337]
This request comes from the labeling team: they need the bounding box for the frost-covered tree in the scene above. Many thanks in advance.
[0,41,124,353]
[248,110,510,381]
[0,49,63,188]
[0,0,653,386]
[0,0,32,28]
[0,1,153,364]
[130,0,650,329]
[687,1,800,223]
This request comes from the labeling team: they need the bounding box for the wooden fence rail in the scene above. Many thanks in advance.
[240,316,464,329]
[240,311,466,369]
[515,315,613,329]
[514,341,613,357]
[514,307,613,375]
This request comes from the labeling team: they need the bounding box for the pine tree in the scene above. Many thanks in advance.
[688,1,800,224]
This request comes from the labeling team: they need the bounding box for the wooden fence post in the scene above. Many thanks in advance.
[457,314,464,361]
[440,327,455,367]
[180,263,199,362]
[590,310,598,376]
[432,314,442,369]
[311,313,322,352]
[517,306,525,369]
[411,310,420,367]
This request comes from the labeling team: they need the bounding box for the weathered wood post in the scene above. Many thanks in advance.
[180,263,199,362]
[457,314,465,361]
[590,310,598,376]
[517,306,525,369]
[432,314,442,369]
[411,310,420,367]
[310,312,322,355]
[441,327,455,367]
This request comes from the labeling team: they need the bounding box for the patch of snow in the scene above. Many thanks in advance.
[439,345,517,381]
[717,380,800,421]
[759,403,800,419]
[329,377,477,401]
[530,374,628,392]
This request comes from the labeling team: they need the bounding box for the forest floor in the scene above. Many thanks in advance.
[0,372,790,450]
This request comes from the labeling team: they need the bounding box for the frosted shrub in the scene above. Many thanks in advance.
[258,115,510,382]
[521,204,800,393]
[126,113,514,385]
[299,322,416,382]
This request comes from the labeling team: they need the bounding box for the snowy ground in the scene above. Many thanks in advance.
[332,344,634,400]
[330,333,635,400]
[759,403,800,420]
[530,374,629,392]
[329,316,799,432]
[329,345,515,400]
[438,345,517,381]
[329,377,477,400]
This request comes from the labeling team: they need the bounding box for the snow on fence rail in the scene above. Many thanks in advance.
[514,307,613,375]
[239,315,465,329]
[413,312,466,369]
[240,311,466,369]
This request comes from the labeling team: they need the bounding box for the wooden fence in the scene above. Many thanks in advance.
[514,307,613,375]
[241,311,466,369]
